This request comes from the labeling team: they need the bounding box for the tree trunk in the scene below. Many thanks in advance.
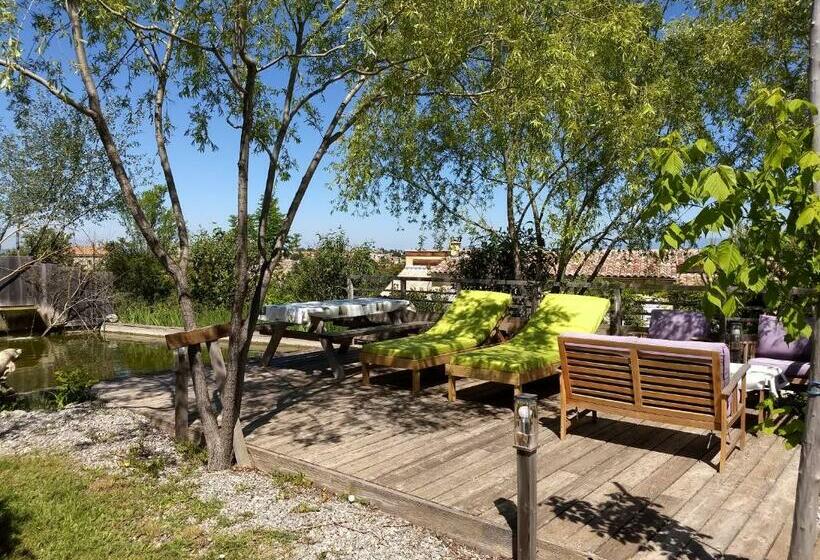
[504,147,522,280]
[788,2,820,556]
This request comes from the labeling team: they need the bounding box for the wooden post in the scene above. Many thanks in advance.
[399,278,407,298]
[173,347,189,441]
[514,393,538,560]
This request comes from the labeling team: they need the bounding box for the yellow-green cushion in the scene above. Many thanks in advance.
[450,293,610,374]
[362,290,512,360]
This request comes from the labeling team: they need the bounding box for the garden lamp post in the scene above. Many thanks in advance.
[514,393,538,560]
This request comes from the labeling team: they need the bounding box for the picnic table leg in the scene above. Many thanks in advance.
[207,340,253,468]
[411,367,421,396]
[261,324,285,366]
[320,338,346,381]
[387,309,403,325]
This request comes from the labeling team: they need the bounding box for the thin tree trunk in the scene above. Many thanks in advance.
[789,1,820,556]
[503,146,522,280]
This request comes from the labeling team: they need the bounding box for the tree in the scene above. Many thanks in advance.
[190,198,299,308]
[270,230,396,302]
[104,239,176,303]
[19,227,73,266]
[336,0,812,283]
[0,94,117,286]
[0,0,488,469]
[649,89,819,559]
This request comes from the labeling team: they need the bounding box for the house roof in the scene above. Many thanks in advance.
[421,248,704,285]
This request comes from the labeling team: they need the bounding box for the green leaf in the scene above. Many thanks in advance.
[702,257,716,276]
[702,170,730,201]
[661,223,684,249]
[797,151,820,170]
[713,242,743,273]
[795,202,818,230]
[721,295,737,317]
[662,151,684,176]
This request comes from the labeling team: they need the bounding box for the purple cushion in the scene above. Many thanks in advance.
[561,332,731,386]
[748,357,811,380]
[648,310,710,341]
[757,315,812,361]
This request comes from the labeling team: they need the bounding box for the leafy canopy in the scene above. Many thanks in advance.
[649,88,819,337]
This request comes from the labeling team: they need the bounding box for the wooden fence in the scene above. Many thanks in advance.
[347,274,771,341]
[0,255,37,307]
[0,255,113,331]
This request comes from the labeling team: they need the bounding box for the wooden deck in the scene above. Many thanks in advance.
[96,348,807,560]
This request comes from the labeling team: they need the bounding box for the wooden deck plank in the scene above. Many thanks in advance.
[465,418,639,518]
[94,349,801,560]
[723,452,800,559]
[628,434,789,560]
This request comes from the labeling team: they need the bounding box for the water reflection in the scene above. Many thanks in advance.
[1,333,267,393]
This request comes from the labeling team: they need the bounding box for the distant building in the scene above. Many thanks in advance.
[394,248,704,288]
[70,245,107,269]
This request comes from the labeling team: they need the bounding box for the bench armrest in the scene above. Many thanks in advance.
[722,363,749,397]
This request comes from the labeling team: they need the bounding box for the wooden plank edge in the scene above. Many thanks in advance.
[247,443,597,560]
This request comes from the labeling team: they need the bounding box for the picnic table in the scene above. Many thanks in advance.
[258,297,431,379]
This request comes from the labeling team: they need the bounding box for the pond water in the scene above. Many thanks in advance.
[1,333,271,393]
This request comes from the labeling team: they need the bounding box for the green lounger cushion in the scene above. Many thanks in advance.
[449,293,610,374]
[361,290,512,360]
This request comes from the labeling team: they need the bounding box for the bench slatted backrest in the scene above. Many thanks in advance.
[560,335,725,429]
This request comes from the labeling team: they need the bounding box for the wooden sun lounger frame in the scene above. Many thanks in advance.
[558,335,748,472]
[446,362,556,402]
[359,322,506,397]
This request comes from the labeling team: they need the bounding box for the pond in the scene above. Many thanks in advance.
[1,332,278,393]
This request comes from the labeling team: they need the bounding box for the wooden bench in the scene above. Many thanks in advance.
[558,334,747,472]
[165,323,252,467]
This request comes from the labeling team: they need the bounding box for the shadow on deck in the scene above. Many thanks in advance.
[96,347,802,560]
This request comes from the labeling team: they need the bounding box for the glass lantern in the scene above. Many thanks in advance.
[514,393,538,452]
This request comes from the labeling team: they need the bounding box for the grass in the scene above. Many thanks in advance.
[116,299,230,327]
[0,454,297,560]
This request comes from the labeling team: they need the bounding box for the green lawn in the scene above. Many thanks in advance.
[0,454,295,559]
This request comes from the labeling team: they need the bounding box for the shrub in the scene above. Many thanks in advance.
[53,368,96,408]
[268,231,401,303]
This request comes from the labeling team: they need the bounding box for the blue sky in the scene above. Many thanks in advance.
[6,0,696,251]
[63,89,509,250]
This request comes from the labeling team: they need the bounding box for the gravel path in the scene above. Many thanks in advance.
[0,404,498,560]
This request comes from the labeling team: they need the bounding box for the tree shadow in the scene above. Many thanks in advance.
[0,497,32,558]
[545,482,746,559]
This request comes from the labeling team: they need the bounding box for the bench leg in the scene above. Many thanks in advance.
[739,387,747,450]
[361,361,370,387]
[719,405,728,473]
[411,368,421,396]
[559,375,568,440]
[591,410,598,423]
[447,375,457,402]
[560,405,568,440]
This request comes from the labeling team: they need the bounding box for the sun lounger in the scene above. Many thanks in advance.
[359,290,512,395]
[445,294,610,400]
